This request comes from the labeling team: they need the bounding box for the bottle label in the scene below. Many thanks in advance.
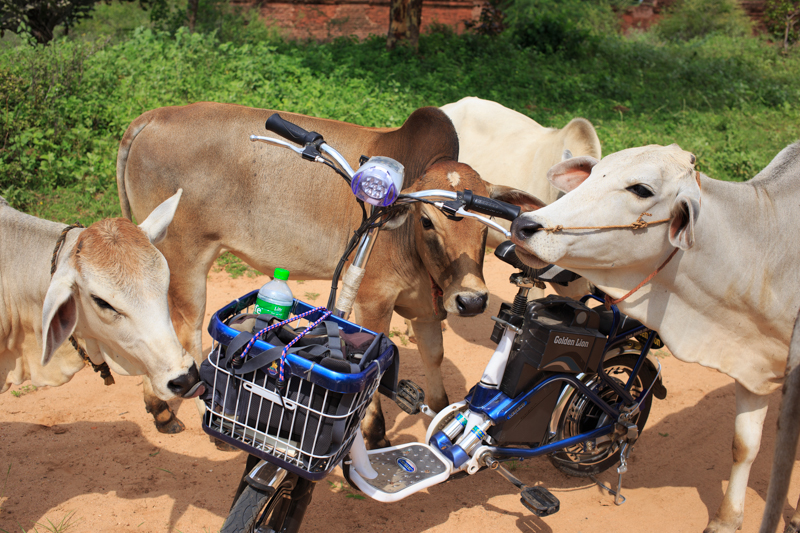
[255,298,292,320]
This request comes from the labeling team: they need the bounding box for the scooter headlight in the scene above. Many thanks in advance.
[351,156,405,207]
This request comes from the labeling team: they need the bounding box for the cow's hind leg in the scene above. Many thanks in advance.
[705,383,769,533]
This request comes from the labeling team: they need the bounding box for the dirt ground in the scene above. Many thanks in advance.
[2,254,799,533]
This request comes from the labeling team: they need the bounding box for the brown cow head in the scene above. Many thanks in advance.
[403,160,544,319]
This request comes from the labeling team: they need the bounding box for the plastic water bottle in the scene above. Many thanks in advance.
[254,268,294,320]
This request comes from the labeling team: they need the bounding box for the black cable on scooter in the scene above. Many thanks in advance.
[325,204,404,310]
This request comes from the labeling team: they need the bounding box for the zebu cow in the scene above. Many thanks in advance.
[760,310,800,533]
[0,191,201,401]
[116,103,542,446]
[441,96,601,249]
[510,142,800,533]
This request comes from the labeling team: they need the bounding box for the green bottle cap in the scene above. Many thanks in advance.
[273,268,290,281]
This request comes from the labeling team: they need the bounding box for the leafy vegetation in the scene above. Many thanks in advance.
[213,252,261,278]
[0,2,798,227]
[765,0,800,50]
[0,0,147,44]
[654,0,752,41]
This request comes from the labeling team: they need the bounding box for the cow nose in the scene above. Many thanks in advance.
[511,217,543,242]
[168,362,200,397]
[455,293,488,316]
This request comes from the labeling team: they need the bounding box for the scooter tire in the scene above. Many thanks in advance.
[221,478,295,533]
[548,354,656,478]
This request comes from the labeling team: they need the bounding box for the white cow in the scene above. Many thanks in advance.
[0,190,202,402]
[761,309,800,533]
[441,96,602,249]
[510,142,800,533]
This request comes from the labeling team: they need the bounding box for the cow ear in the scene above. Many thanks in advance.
[41,268,78,366]
[139,189,182,245]
[547,155,599,193]
[669,189,701,250]
[381,205,410,230]
[485,184,546,212]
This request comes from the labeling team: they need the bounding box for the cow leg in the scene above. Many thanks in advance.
[352,299,394,449]
[704,383,769,533]
[141,239,219,434]
[142,376,184,433]
[408,318,449,413]
[786,506,800,533]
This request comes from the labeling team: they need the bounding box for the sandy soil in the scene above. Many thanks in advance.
[2,254,799,533]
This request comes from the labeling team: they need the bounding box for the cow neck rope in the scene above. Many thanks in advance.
[540,211,671,234]
[603,247,679,310]
[50,224,115,386]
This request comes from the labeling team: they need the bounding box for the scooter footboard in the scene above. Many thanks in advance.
[347,441,452,502]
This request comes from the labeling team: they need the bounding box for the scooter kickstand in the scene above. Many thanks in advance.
[589,441,631,506]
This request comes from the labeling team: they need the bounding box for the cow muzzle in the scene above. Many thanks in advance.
[511,217,543,242]
[168,363,204,398]
[454,292,488,316]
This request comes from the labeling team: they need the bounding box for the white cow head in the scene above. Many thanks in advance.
[510,144,701,272]
[41,190,201,401]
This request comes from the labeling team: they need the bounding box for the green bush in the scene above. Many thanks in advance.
[764,0,800,48]
[655,0,752,41]
[0,18,799,223]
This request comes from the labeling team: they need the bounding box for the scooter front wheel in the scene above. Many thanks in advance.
[221,473,314,533]
[548,354,655,477]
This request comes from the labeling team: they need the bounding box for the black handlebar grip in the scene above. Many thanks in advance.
[460,190,522,221]
[265,114,324,146]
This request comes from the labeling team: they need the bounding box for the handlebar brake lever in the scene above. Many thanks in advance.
[302,140,324,162]
[440,200,465,221]
[433,203,512,237]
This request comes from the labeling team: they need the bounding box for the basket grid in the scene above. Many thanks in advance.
[202,298,385,476]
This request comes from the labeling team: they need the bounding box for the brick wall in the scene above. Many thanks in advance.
[241,0,767,41]
[235,0,482,40]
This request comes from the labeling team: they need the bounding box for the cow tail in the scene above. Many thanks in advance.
[760,309,800,533]
[116,116,150,221]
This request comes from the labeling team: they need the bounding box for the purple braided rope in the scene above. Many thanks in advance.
[279,310,332,381]
[237,306,332,382]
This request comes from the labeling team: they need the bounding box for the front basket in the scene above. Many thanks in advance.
[201,290,395,480]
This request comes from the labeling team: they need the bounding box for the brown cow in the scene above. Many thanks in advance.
[116,103,542,446]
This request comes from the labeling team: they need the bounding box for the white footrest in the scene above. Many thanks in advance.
[348,442,452,502]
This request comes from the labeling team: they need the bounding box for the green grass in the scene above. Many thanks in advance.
[10,385,38,398]
[1,510,82,533]
[0,8,798,226]
[213,253,262,279]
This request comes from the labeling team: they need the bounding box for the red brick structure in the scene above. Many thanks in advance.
[236,0,481,40]
[240,0,767,42]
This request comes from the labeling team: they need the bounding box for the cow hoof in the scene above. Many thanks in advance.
[703,520,742,533]
[366,437,391,450]
[155,414,185,434]
[214,438,239,452]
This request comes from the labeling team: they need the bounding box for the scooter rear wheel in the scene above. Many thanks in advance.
[548,354,655,477]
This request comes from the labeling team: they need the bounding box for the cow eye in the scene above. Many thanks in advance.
[92,296,118,314]
[421,216,434,230]
[626,184,654,198]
